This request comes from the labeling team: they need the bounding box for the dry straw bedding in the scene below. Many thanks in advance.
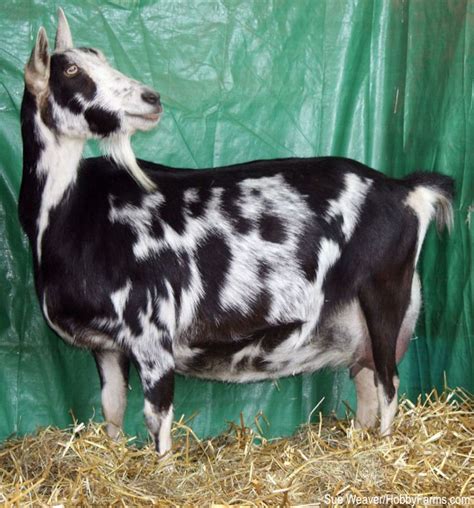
[0,388,472,506]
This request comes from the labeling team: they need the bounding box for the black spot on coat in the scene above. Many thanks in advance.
[84,106,120,137]
[195,233,231,317]
[259,213,286,243]
[50,54,97,109]
[188,186,211,218]
[40,98,57,132]
[222,186,252,234]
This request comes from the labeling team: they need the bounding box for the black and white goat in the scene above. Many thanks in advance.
[19,10,454,455]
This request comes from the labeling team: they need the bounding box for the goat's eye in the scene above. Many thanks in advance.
[64,64,79,77]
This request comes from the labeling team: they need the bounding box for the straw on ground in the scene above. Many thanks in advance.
[0,388,472,506]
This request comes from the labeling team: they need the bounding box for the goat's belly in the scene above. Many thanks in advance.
[175,343,356,382]
[174,300,368,383]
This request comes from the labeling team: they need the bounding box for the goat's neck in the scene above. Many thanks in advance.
[36,134,84,261]
[36,127,84,185]
[19,90,85,262]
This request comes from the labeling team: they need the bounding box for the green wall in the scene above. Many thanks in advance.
[0,0,472,442]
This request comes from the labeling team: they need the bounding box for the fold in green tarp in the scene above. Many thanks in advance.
[0,0,472,442]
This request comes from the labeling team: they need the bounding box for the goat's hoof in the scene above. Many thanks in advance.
[106,422,122,440]
[354,417,377,430]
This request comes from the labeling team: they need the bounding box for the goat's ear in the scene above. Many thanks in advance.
[25,27,50,94]
[55,8,73,51]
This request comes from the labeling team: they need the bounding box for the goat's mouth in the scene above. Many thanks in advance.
[125,111,161,122]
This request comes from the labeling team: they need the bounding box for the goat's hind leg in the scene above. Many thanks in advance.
[94,349,130,439]
[353,367,379,429]
[359,263,414,437]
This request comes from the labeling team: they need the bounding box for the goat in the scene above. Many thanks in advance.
[19,10,454,455]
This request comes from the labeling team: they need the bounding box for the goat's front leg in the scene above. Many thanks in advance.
[143,370,174,455]
[134,343,175,456]
[93,349,130,439]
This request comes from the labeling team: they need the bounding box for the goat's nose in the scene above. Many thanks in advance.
[141,90,161,106]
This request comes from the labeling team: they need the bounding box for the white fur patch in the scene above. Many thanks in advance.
[177,257,204,331]
[158,404,174,455]
[144,400,174,455]
[110,280,132,321]
[108,192,165,260]
[300,238,341,334]
[271,237,341,353]
[160,281,177,337]
[133,292,175,383]
[405,186,438,263]
[222,175,313,317]
[326,173,373,241]
[36,120,84,263]
[378,376,400,436]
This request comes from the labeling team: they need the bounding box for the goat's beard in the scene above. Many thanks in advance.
[101,134,156,192]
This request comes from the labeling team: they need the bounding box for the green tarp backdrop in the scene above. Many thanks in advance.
[0,0,472,442]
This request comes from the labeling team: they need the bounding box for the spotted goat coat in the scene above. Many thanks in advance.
[19,11,454,454]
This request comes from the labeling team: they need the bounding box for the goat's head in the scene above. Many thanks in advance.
[24,9,161,190]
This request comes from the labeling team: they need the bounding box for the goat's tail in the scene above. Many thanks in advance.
[403,172,455,233]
